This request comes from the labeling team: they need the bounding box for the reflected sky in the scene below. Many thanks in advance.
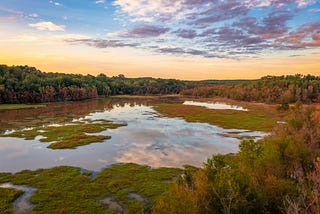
[183,101,248,111]
[0,101,266,173]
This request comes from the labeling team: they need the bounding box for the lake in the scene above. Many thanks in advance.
[0,98,266,172]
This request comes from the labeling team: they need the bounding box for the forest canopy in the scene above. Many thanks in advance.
[0,64,319,104]
[0,65,184,103]
[182,74,320,104]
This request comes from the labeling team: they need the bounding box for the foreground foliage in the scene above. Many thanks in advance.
[153,103,320,213]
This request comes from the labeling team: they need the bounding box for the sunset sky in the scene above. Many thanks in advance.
[0,0,319,80]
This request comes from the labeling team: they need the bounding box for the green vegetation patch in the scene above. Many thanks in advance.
[154,103,279,131]
[0,188,24,214]
[0,104,46,110]
[2,120,126,149]
[4,163,182,213]
[0,173,12,184]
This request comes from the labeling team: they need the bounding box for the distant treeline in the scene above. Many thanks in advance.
[0,65,184,104]
[1,65,319,104]
[182,75,320,103]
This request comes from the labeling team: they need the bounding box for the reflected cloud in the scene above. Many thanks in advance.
[183,101,248,111]
[115,141,237,168]
[54,156,65,162]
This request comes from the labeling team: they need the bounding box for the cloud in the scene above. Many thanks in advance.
[117,24,170,38]
[65,37,231,59]
[244,0,316,7]
[29,21,65,31]
[0,7,23,16]
[4,33,91,44]
[275,22,320,48]
[0,16,17,22]
[65,38,140,48]
[0,7,24,21]
[28,13,39,18]
[233,10,293,39]
[174,29,198,39]
[95,0,105,3]
[309,8,320,12]
[151,46,231,59]
[192,1,249,26]
[49,1,62,6]
[113,0,185,22]
[113,0,316,24]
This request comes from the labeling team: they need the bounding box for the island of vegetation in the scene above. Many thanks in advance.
[1,120,126,149]
[154,101,281,132]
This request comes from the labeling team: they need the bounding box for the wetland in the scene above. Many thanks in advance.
[0,97,281,213]
[0,97,270,173]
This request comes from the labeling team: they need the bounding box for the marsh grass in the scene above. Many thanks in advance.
[0,188,24,214]
[154,103,281,131]
[0,104,46,110]
[2,164,182,213]
[0,172,24,213]
[2,120,126,149]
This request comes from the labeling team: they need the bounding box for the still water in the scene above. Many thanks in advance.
[183,100,248,111]
[0,98,266,172]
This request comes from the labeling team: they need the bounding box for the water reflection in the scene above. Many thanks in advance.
[0,99,265,172]
[183,100,248,111]
[0,98,163,134]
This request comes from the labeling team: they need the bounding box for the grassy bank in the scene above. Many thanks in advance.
[153,101,283,132]
[0,104,46,110]
[1,164,182,213]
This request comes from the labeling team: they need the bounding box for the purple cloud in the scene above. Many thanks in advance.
[156,46,230,59]
[174,29,198,39]
[233,10,293,39]
[192,1,249,25]
[119,24,170,38]
[275,22,320,48]
[65,38,140,48]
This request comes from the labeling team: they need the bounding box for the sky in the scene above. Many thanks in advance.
[0,0,319,80]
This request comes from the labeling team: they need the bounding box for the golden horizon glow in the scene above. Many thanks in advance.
[1,50,319,80]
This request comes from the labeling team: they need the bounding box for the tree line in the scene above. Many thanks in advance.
[0,65,184,104]
[1,65,319,105]
[182,74,320,104]
[153,103,320,213]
